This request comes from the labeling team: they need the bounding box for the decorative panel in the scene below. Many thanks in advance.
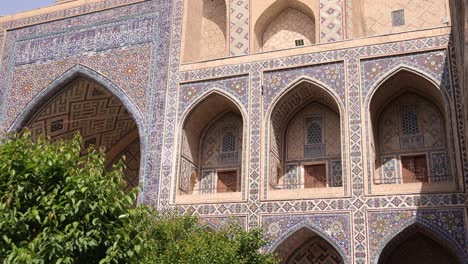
[380,156,399,184]
[330,160,343,187]
[229,0,250,56]
[430,152,449,181]
[284,163,300,189]
[319,0,344,43]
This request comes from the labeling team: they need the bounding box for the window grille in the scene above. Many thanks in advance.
[222,131,237,152]
[392,10,405,27]
[307,122,322,144]
[401,105,419,135]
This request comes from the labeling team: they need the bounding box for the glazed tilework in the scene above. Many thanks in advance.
[178,75,249,118]
[229,0,250,56]
[367,209,468,264]
[262,213,351,262]
[0,0,467,263]
[3,45,153,130]
[319,0,344,43]
[263,62,345,107]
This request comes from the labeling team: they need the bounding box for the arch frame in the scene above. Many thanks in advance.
[9,64,148,201]
[268,222,350,264]
[363,64,461,193]
[372,220,467,264]
[263,76,348,199]
[174,88,249,203]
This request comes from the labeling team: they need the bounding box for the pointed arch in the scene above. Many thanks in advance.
[253,0,317,52]
[365,65,451,116]
[180,88,248,127]
[269,223,348,264]
[11,64,146,196]
[266,78,345,193]
[267,76,344,117]
[366,66,456,188]
[375,222,464,264]
[10,64,145,136]
[177,89,246,196]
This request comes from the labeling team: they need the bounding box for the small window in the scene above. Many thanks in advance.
[307,123,322,144]
[295,39,304,47]
[392,10,405,27]
[222,130,237,152]
[401,105,419,135]
[401,155,428,183]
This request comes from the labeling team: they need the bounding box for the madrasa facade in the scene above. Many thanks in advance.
[0,0,467,263]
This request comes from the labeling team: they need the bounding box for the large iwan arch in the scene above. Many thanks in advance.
[11,65,144,194]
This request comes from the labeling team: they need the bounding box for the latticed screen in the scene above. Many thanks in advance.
[222,130,237,152]
[306,122,322,144]
[401,105,419,135]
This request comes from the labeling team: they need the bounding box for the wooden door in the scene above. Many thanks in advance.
[304,164,327,188]
[217,171,238,193]
[401,155,428,183]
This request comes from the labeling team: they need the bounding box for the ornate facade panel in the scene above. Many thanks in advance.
[229,0,250,56]
[319,0,344,43]
[2,1,467,263]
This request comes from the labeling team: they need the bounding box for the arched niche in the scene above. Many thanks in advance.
[253,0,317,52]
[273,227,344,264]
[178,92,245,200]
[182,0,228,62]
[368,70,455,192]
[267,81,344,198]
[377,224,461,264]
[18,76,142,193]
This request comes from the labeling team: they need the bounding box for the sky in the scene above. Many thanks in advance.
[0,0,55,16]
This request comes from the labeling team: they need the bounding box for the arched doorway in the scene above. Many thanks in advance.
[20,76,141,192]
[378,225,461,264]
[274,227,344,264]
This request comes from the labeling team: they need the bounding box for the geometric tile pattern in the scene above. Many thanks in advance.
[319,0,344,43]
[230,0,250,56]
[25,78,137,153]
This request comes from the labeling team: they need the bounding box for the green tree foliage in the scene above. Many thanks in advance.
[140,211,277,264]
[0,131,277,264]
